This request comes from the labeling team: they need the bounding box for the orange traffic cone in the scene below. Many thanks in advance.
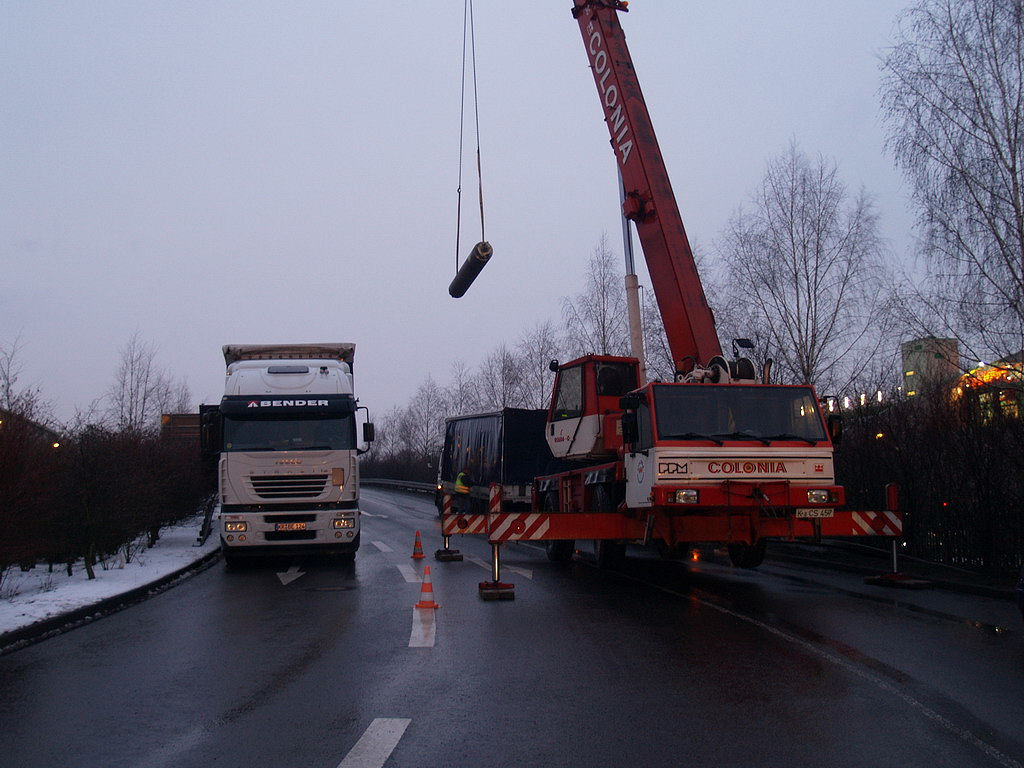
[415,565,439,609]
[411,530,425,559]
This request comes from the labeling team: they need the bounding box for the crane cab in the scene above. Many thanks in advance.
[546,355,640,460]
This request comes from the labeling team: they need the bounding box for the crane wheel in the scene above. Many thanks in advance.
[727,539,767,569]
[543,492,574,563]
[593,485,627,569]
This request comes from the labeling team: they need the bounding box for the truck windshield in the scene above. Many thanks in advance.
[651,384,828,444]
[223,416,356,452]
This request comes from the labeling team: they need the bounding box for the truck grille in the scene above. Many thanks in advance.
[249,474,329,499]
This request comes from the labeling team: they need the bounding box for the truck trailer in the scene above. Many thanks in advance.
[202,344,374,565]
[436,408,569,515]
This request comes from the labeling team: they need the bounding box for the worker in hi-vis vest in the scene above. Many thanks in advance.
[454,470,472,513]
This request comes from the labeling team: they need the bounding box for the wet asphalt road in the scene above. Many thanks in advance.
[1,487,1022,768]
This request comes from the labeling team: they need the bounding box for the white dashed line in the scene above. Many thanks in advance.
[408,607,436,648]
[335,718,411,768]
[396,564,420,583]
[371,540,393,553]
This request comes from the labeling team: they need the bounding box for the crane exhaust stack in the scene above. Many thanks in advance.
[448,241,493,298]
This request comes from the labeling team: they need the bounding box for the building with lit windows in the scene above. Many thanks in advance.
[900,337,961,397]
[952,354,1023,421]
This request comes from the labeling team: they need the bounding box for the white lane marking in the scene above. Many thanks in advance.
[361,510,388,518]
[276,563,305,585]
[464,553,533,580]
[396,564,420,583]
[335,718,411,768]
[371,540,394,553]
[409,607,436,647]
[620,571,1024,768]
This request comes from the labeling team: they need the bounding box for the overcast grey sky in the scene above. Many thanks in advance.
[1,2,913,422]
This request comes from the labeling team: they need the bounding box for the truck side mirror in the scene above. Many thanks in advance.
[619,393,641,410]
[363,422,375,443]
[621,412,638,445]
[199,406,222,459]
[826,413,842,444]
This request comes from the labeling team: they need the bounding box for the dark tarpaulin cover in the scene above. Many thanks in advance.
[440,408,564,487]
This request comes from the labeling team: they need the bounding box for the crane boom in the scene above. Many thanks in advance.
[571,0,722,370]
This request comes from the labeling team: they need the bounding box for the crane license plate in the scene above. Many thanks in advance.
[795,508,834,518]
[275,522,307,531]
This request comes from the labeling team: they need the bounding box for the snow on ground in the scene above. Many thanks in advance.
[0,515,219,637]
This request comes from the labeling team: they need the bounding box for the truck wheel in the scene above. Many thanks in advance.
[657,541,690,560]
[542,492,575,563]
[222,550,242,570]
[727,539,767,569]
[593,485,627,569]
[594,539,627,569]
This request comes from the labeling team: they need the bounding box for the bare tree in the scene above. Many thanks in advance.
[0,335,48,421]
[476,344,525,410]
[882,0,1024,367]
[562,233,630,358]
[107,333,190,432]
[404,375,447,458]
[717,143,895,391]
[443,359,483,416]
[515,320,563,409]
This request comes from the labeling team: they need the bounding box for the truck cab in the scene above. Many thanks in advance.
[620,382,843,515]
[208,344,373,565]
[546,355,639,460]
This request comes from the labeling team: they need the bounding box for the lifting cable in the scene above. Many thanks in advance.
[454,0,486,274]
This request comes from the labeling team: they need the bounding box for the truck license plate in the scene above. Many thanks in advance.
[275,522,307,531]
[795,508,834,518]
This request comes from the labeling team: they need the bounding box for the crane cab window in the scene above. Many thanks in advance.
[552,365,584,421]
[595,362,638,397]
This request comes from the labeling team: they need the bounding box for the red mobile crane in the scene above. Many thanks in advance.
[440,1,901,595]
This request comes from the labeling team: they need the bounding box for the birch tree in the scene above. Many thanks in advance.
[717,143,894,391]
[107,333,190,432]
[515,320,563,409]
[562,233,630,358]
[881,0,1024,367]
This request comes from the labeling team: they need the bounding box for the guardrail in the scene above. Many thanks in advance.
[362,478,436,495]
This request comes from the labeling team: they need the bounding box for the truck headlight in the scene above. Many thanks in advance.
[332,518,355,529]
[225,522,248,532]
[806,490,831,504]
[671,489,699,504]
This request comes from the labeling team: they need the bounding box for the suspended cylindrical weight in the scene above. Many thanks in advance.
[448,241,493,298]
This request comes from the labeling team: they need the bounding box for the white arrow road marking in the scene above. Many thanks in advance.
[396,564,420,583]
[464,553,532,579]
[371,540,393,553]
[276,563,305,585]
[335,718,411,768]
[409,607,436,648]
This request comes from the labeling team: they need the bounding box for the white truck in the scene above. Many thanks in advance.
[202,344,374,566]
